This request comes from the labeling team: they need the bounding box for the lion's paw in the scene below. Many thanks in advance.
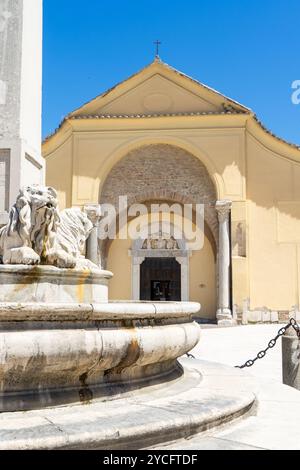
[6,247,41,265]
[52,252,76,269]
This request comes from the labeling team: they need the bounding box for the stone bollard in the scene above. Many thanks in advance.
[282,326,300,390]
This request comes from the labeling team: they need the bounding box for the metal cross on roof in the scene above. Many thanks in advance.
[154,40,161,58]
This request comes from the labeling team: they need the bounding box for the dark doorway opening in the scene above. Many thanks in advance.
[140,258,181,301]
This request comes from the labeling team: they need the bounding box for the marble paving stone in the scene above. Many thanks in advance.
[191,324,284,382]
[156,436,265,450]
[214,415,300,451]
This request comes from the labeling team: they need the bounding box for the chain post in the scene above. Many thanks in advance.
[282,319,300,390]
[235,319,300,369]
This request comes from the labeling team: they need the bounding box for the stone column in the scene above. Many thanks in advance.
[216,200,233,325]
[84,204,101,267]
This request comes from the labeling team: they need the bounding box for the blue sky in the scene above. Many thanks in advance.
[43,0,300,144]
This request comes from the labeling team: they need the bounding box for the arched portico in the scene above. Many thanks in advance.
[94,143,233,323]
[96,136,226,204]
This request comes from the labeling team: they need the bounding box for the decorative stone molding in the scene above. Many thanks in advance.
[84,204,102,227]
[134,249,188,258]
[142,232,179,250]
[216,200,232,223]
[129,224,191,302]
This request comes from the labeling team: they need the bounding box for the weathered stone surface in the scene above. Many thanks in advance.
[216,200,233,324]
[270,311,279,323]
[0,0,44,211]
[100,144,218,242]
[0,300,201,412]
[0,265,112,304]
[241,306,280,324]
[248,310,263,323]
[158,367,300,451]
[0,300,200,321]
[0,360,255,450]
[282,327,300,390]
[262,310,271,323]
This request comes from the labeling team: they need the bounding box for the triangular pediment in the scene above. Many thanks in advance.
[69,59,251,118]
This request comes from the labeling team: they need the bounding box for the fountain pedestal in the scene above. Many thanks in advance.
[0,265,112,304]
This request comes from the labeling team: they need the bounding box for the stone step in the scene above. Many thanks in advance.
[0,359,255,450]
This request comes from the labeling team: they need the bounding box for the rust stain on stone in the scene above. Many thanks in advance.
[76,283,85,303]
[76,270,91,303]
[105,329,141,377]
[118,334,140,369]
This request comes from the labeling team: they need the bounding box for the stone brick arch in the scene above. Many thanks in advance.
[99,143,218,242]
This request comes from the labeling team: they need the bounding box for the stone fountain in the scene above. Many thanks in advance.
[0,186,256,449]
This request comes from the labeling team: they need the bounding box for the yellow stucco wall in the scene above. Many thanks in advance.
[247,133,300,310]
[189,238,216,319]
[45,133,73,209]
[107,238,132,300]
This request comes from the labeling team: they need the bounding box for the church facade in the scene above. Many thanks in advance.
[42,59,300,323]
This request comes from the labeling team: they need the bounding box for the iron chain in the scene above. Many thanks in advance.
[236,318,300,369]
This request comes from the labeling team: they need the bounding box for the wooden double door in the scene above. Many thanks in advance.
[140,257,181,301]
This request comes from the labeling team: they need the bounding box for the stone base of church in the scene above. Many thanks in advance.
[236,299,298,325]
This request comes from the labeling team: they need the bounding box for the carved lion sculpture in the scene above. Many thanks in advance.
[0,186,59,265]
[0,186,95,269]
[47,208,94,269]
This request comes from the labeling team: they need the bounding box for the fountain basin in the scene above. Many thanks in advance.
[0,301,201,412]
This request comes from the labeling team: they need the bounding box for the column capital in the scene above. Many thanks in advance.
[215,200,232,223]
[84,204,101,227]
